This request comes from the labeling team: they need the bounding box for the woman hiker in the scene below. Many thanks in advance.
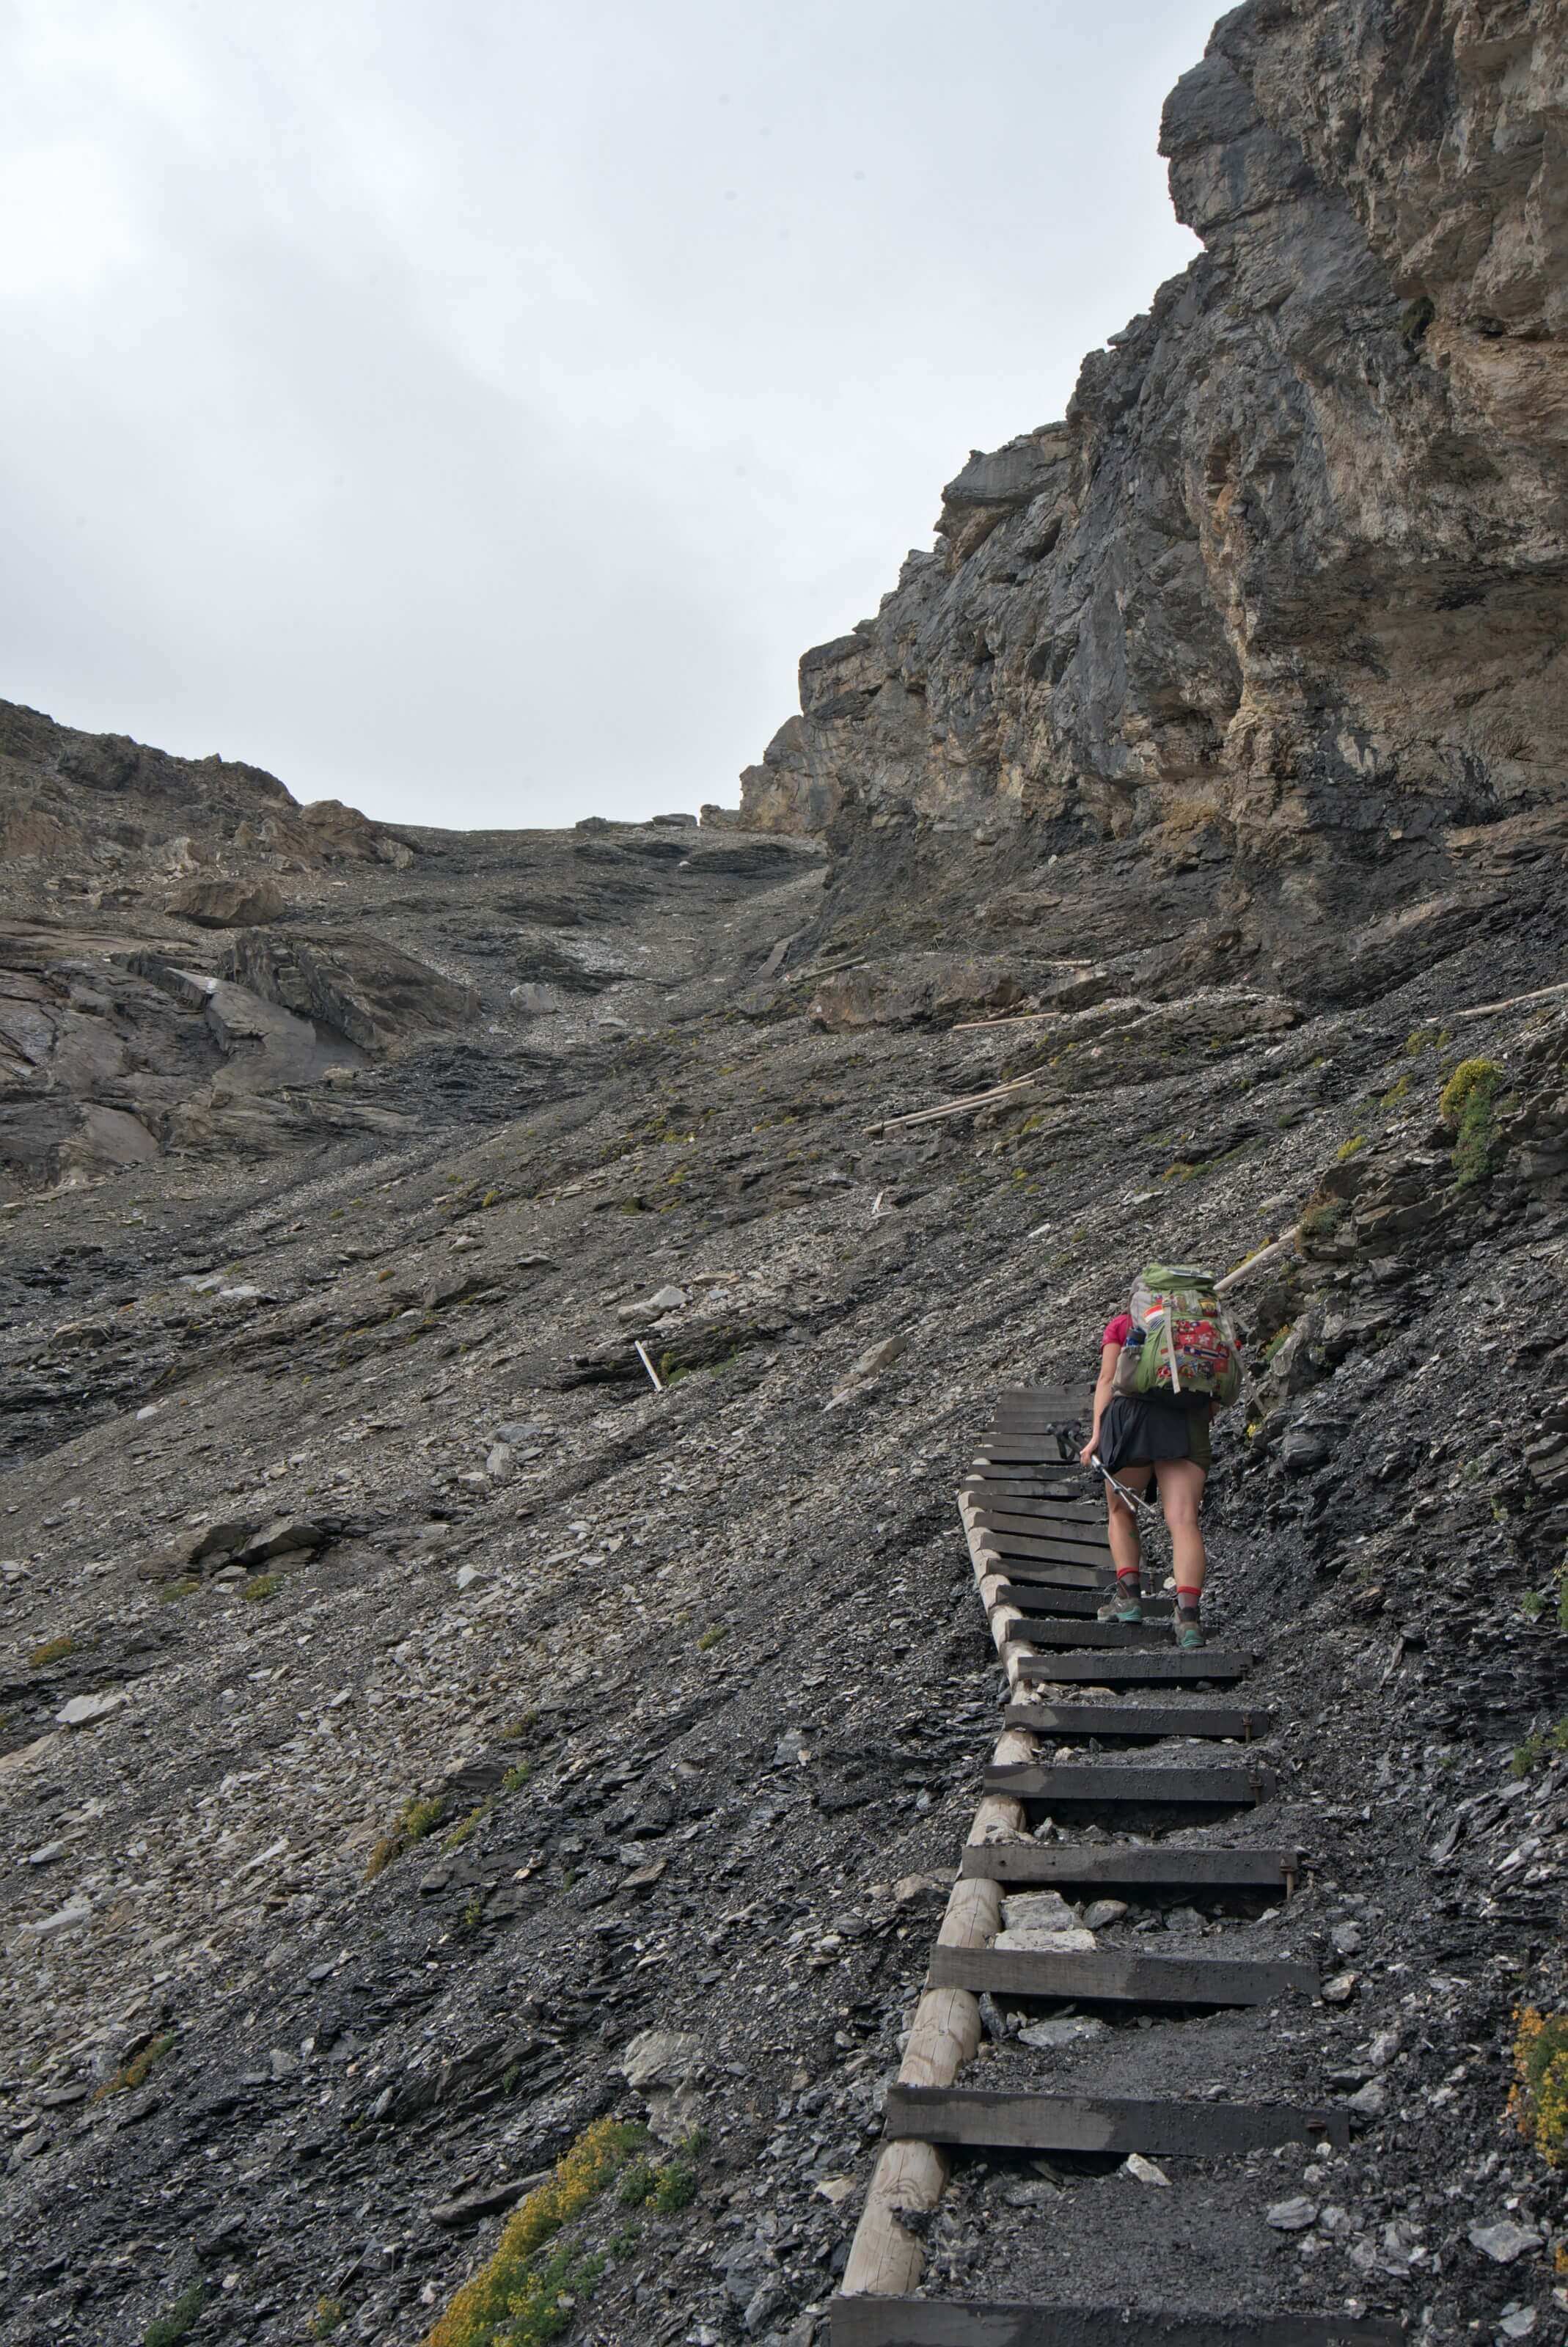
[1080,1304,1216,1652]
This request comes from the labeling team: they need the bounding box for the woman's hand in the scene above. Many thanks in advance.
[1080,1433,1097,1465]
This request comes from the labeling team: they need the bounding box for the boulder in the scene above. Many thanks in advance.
[618,2027,706,2142]
[847,1335,908,1380]
[1000,1891,1078,1933]
[56,1692,125,1728]
[1281,1424,1330,1473]
[168,879,287,929]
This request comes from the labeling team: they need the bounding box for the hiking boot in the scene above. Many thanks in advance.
[1173,1608,1204,1651]
[1098,1586,1143,1625]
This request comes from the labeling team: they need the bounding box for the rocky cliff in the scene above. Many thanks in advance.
[0,698,817,1199]
[741,0,1566,1001]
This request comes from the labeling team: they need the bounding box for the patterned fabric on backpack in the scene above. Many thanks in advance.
[1111,1264,1242,1406]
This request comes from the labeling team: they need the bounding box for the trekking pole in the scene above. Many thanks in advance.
[1088,1452,1165,1531]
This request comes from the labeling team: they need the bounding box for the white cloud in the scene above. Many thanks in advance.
[0,0,1217,825]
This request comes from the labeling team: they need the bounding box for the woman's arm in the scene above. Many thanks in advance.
[1080,1341,1121,1464]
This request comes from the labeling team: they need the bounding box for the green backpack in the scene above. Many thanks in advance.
[1112,1263,1242,1407]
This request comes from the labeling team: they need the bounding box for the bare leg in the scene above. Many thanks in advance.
[1151,1457,1208,1594]
[1104,1462,1153,1581]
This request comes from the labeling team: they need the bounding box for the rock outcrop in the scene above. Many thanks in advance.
[741,0,1567,997]
[0,702,821,1196]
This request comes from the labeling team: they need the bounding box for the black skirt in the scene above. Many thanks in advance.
[1098,1394,1212,1472]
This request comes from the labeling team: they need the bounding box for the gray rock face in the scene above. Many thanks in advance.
[0,705,819,1199]
[739,0,1567,999]
[166,879,288,929]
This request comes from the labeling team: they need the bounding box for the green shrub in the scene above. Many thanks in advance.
[1334,1134,1366,1162]
[1299,1198,1344,1240]
[1512,2009,1568,2167]
[501,1760,532,1793]
[144,2282,203,2346]
[617,2134,702,2215]
[1511,1724,1568,1779]
[696,1625,728,1652]
[1441,1058,1504,1187]
[239,1572,280,1603]
[422,2117,645,2346]
[617,2156,658,2208]
[28,1635,76,1669]
[444,1802,490,1850]
[1439,1056,1501,1127]
[309,2302,347,2340]
[97,2031,176,2102]
[653,2159,699,2213]
[364,1793,448,1881]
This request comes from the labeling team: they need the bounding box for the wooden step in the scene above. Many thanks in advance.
[981,1560,1112,1592]
[960,1843,1299,1892]
[984,1762,1275,1805]
[985,1419,1093,1439]
[977,1431,1088,1454]
[990,1380,1089,1399]
[963,1474,1102,1504]
[978,1532,1115,1570]
[1008,1616,1176,1650]
[967,1495,1108,1528]
[961,1476,1097,1503]
[829,2295,1404,2346]
[884,2083,1348,2156]
[996,1583,1169,1620]
[1016,1650,1251,1685]
[975,1437,1088,1465]
[926,1944,1317,2005]
[1003,1702,1273,1741]
[990,1399,1089,1417]
[971,1512,1110,1551]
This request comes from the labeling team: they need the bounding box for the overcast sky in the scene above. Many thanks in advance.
[1,0,1219,828]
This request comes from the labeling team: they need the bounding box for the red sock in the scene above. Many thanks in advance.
[1116,1563,1140,1586]
[1176,1584,1201,1615]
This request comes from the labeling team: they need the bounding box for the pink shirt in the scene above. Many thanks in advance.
[1102,1313,1132,1350]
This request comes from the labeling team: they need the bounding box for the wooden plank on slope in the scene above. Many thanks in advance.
[1002,1702,1274,1740]
[994,1583,1168,1619]
[984,1761,1275,1804]
[1008,1617,1180,1650]
[972,1436,1098,1455]
[926,1944,1316,2004]
[978,1535,1115,1571]
[990,1380,1089,1399]
[829,2294,1404,2347]
[972,1509,1109,1544]
[1016,1650,1251,1685]
[979,1560,1112,1592]
[883,2083,1349,2155]
[959,1842,1298,1890]
[966,1494,1108,1528]
[960,1476,1097,1501]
